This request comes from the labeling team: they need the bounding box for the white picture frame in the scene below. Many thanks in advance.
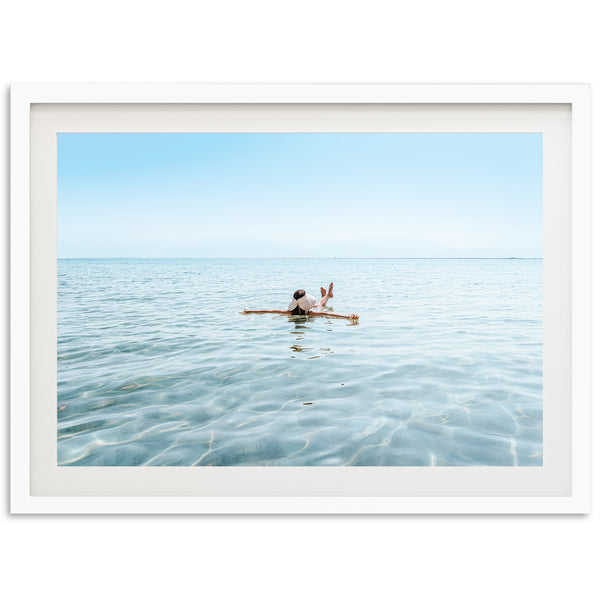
[10,83,591,514]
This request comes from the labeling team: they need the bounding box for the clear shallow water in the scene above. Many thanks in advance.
[57,258,542,466]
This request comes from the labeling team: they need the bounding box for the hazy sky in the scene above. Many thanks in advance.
[58,132,542,258]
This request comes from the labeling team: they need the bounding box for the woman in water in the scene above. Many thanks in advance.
[241,283,359,320]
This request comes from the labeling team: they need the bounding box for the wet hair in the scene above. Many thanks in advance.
[291,289,308,315]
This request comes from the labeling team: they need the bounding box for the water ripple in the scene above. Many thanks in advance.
[58,258,543,466]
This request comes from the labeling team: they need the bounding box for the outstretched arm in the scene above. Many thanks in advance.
[241,309,290,314]
[240,308,359,320]
[310,310,359,320]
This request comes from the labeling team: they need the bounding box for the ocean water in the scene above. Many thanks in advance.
[57,258,543,466]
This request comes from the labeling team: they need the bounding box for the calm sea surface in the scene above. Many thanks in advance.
[57,258,542,466]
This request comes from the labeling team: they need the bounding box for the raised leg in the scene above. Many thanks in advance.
[314,282,334,308]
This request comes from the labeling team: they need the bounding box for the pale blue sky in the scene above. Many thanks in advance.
[58,133,542,258]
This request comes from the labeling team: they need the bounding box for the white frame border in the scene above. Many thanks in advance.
[10,84,591,514]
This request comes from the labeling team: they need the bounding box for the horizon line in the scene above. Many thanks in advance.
[57,256,544,260]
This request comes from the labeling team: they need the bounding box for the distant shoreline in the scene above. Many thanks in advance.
[58,256,544,260]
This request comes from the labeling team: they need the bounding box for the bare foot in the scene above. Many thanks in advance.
[328,282,334,298]
[320,287,327,297]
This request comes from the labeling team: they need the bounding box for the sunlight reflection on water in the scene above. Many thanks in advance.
[58,258,542,466]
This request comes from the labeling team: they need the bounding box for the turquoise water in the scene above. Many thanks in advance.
[57,258,543,466]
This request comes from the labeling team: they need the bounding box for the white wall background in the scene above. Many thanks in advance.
[1,2,597,599]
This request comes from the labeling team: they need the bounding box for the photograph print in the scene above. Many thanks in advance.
[57,131,543,467]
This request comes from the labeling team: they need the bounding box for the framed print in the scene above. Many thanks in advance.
[10,84,591,513]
